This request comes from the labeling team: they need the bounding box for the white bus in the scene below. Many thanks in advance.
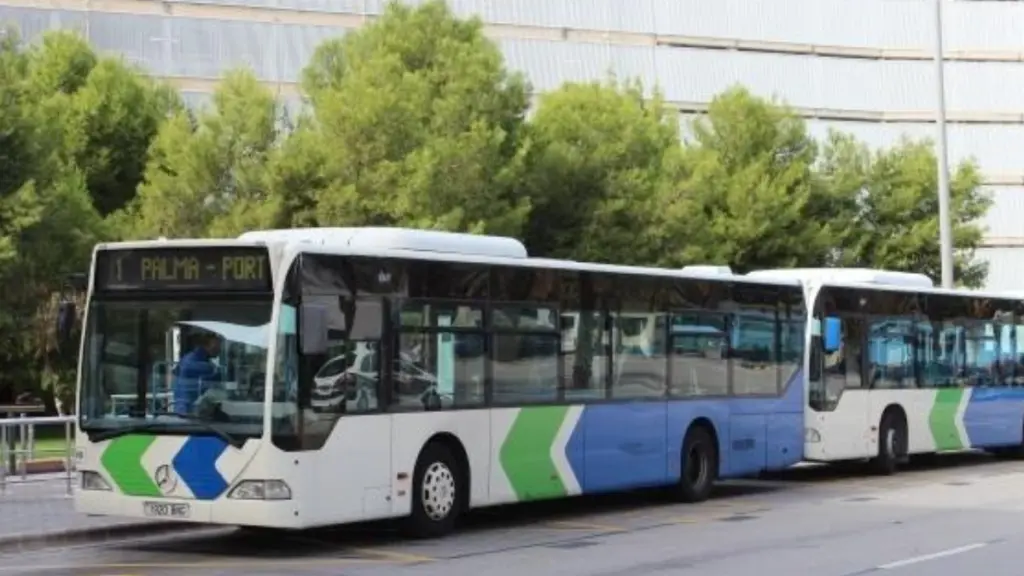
[69,227,809,537]
[747,268,1024,474]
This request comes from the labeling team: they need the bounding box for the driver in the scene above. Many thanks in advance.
[171,332,224,415]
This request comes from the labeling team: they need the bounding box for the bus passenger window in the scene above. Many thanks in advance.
[669,312,728,397]
[301,296,382,418]
[610,312,667,399]
[867,318,914,389]
[396,301,486,410]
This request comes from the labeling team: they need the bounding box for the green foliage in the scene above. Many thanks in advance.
[818,130,991,287]
[292,0,533,235]
[0,29,108,404]
[121,69,283,239]
[0,2,999,407]
[523,77,684,265]
[668,86,834,271]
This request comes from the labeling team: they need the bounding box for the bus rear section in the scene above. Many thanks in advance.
[804,281,1024,473]
[73,242,304,527]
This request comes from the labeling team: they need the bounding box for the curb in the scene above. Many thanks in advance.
[0,520,198,553]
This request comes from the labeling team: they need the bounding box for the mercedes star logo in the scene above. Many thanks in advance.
[154,464,177,494]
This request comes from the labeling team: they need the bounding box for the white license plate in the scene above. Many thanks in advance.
[142,501,191,518]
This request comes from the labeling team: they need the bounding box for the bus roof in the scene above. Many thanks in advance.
[746,266,1024,303]
[745,267,935,289]
[247,228,801,288]
[237,227,529,260]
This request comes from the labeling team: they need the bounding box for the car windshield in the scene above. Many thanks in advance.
[78,298,274,442]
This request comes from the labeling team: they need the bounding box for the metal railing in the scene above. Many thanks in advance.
[0,415,76,497]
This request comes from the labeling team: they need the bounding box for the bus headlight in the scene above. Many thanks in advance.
[805,428,821,443]
[80,470,112,491]
[227,480,292,501]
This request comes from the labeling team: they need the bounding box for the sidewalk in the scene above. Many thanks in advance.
[0,473,192,552]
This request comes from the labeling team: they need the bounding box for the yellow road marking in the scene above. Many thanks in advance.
[350,547,436,563]
[0,550,435,573]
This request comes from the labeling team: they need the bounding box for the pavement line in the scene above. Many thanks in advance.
[665,512,726,524]
[544,520,626,532]
[877,542,988,570]
[350,547,437,563]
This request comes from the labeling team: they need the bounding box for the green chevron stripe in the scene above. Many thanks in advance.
[499,406,570,501]
[929,388,966,451]
[100,434,161,497]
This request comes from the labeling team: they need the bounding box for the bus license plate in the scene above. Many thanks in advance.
[142,501,191,519]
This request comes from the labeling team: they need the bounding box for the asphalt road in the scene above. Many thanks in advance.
[2,453,1023,576]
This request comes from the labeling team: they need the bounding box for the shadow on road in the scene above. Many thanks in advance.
[760,450,1002,483]
[124,481,780,558]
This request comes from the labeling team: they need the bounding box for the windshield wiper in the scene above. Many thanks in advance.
[87,421,164,443]
[86,414,244,448]
[149,412,244,448]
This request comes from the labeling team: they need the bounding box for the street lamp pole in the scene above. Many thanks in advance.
[933,0,954,289]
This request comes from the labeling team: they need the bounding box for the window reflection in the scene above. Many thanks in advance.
[493,332,560,403]
[563,311,606,401]
[611,313,667,399]
[397,300,486,409]
[731,309,779,396]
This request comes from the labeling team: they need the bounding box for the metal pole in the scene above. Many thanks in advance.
[0,422,7,494]
[933,0,954,289]
[64,419,73,497]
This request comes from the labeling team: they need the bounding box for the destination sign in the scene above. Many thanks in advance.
[95,247,272,292]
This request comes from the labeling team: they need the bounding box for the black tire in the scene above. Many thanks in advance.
[675,426,717,503]
[405,442,463,539]
[871,412,905,476]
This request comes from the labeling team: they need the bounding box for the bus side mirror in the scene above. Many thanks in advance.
[300,303,329,356]
[56,301,77,348]
[823,317,841,352]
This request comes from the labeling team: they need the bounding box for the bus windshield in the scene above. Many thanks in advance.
[78,298,273,444]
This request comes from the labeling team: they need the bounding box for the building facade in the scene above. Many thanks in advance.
[1,0,1022,289]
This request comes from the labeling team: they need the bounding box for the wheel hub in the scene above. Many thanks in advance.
[421,461,456,521]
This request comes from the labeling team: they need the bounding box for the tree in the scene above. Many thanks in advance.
[818,130,991,287]
[120,69,283,239]
[20,30,177,219]
[522,77,685,264]
[665,86,838,272]
[61,59,180,217]
[0,28,104,405]
[301,38,347,108]
[294,0,533,236]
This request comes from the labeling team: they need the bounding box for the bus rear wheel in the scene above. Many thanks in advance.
[406,442,463,539]
[675,426,716,503]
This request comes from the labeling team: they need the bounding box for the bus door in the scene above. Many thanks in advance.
[819,315,872,458]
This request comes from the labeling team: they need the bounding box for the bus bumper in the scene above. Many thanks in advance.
[74,490,305,529]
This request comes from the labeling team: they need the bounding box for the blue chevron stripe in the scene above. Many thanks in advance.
[172,436,230,500]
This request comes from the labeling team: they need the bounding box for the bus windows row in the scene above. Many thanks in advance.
[820,315,1024,389]
[300,298,806,416]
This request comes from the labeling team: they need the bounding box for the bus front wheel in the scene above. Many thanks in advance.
[406,442,463,539]
[871,412,905,476]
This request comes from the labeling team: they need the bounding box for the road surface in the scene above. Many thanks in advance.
[1,454,1022,576]
[0,473,168,545]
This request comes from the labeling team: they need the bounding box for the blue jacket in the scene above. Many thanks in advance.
[171,347,221,414]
